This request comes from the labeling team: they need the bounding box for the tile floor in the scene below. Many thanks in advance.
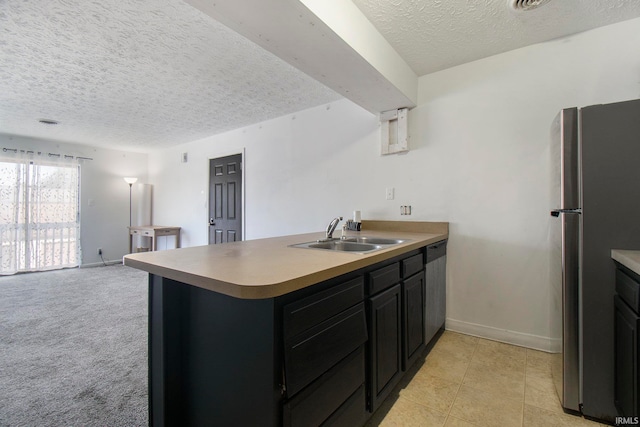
[366,331,608,427]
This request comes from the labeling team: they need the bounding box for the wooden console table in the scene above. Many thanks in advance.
[128,225,181,253]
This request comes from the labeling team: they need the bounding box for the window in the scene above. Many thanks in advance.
[0,156,80,274]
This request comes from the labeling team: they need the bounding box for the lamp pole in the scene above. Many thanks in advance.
[128,183,133,227]
[123,177,138,228]
[124,177,138,253]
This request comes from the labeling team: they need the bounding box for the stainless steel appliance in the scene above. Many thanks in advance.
[550,98,640,423]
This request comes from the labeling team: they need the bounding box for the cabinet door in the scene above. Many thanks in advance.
[403,272,425,370]
[425,255,446,345]
[368,284,402,412]
[614,295,639,417]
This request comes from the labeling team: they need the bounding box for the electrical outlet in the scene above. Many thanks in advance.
[97,248,102,256]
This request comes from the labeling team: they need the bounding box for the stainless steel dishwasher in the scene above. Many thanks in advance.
[425,240,447,345]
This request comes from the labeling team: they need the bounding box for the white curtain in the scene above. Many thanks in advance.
[0,153,81,275]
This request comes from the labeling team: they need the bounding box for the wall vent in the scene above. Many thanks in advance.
[509,0,551,12]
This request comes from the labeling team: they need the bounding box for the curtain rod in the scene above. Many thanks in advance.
[2,147,93,161]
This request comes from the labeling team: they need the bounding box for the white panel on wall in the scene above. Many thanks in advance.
[380,108,408,155]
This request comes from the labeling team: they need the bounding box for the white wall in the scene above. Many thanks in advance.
[148,101,383,246]
[0,134,148,266]
[416,17,640,349]
[148,17,640,350]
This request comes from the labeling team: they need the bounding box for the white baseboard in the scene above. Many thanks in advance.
[80,260,123,268]
[446,318,553,353]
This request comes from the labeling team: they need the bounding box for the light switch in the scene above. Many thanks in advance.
[386,187,394,200]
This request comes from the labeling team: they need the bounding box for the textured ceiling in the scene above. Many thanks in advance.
[3,1,640,152]
[351,0,640,76]
[0,0,341,151]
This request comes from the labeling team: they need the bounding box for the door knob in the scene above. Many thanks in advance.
[209,218,215,226]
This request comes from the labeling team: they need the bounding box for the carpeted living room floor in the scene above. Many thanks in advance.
[0,264,148,426]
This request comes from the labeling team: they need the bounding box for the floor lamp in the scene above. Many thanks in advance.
[124,177,138,227]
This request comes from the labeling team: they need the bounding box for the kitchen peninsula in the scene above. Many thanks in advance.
[124,220,448,426]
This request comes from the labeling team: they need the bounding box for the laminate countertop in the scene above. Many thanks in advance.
[611,249,640,275]
[123,220,448,299]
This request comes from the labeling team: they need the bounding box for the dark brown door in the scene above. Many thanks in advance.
[209,154,242,244]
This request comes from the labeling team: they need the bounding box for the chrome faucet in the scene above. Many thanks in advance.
[325,216,343,239]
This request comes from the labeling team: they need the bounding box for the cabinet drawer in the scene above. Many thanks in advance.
[368,262,400,295]
[617,268,640,313]
[401,253,424,278]
[285,303,368,396]
[283,346,365,427]
[322,384,366,427]
[284,277,364,339]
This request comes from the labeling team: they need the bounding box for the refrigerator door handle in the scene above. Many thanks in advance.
[551,209,582,217]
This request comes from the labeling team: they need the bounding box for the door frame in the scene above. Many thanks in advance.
[207,148,245,241]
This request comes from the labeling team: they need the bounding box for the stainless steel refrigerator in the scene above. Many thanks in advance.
[550,98,640,423]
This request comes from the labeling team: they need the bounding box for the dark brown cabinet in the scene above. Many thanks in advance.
[366,251,428,412]
[147,242,446,426]
[368,262,400,295]
[283,346,366,427]
[403,272,425,369]
[284,303,367,396]
[614,266,640,417]
[282,277,367,427]
[368,283,402,412]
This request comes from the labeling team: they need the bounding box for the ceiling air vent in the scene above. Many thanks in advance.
[509,0,551,12]
[38,119,59,125]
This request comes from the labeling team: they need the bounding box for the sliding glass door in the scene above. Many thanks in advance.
[0,157,80,274]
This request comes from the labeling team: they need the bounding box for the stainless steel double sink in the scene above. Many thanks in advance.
[290,237,409,254]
